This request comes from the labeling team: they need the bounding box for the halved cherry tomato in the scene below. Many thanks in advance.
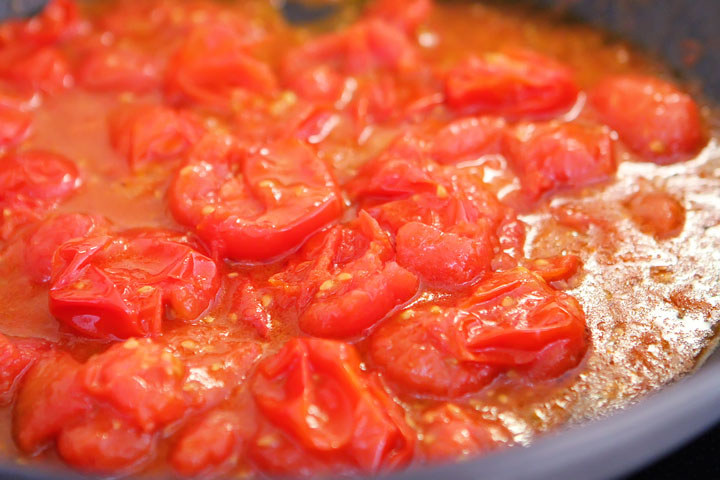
[363,0,432,34]
[169,135,343,262]
[0,0,80,48]
[589,75,705,162]
[251,338,415,473]
[24,213,109,284]
[370,268,587,396]
[445,48,578,118]
[165,25,277,110]
[108,104,204,170]
[0,334,51,406]
[269,211,418,338]
[0,106,32,148]
[526,255,582,283]
[431,116,507,164]
[49,229,220,340]
[627,190,685,239]
[504,122,616,201]
[76,47,162,93]
[418,404,507,462]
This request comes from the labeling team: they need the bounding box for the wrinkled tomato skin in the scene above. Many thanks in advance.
[169,136,343,262]
[431,116,507,164]
[504,122,617,201]
[0,47,71,94]
[0,334,52,406]
[445,49,578,119]
[589,75,705,162]
[250,338,415,474]
[49,230,220,340]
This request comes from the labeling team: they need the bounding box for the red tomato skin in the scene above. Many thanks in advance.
[230,280,273,339]
[445,49,579,118]
[0,106,32,148]
[504,122,617,201]
[165,25,278,110]
[627,190,685,239]
[49,230,220,340]
[108,104,204,170]
[589,75,705,162]
[527,255,582,283]
[24,213,109,284]
[0,47,71,94]
[363,0,432,34]
[0,0,80,48]
[0,334,51,406]
[169,136,343,262]
[431,116,507,164]
[251,338,415,473]
[76,47,162,93]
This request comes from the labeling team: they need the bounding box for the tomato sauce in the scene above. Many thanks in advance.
[0,0,719,477]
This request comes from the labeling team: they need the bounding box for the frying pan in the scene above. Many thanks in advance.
[1,1,719,479]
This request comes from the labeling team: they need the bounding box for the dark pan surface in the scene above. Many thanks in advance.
[1,1,719,479]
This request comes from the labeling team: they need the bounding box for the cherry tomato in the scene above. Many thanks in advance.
[627,190,685,239]
[445,48,578,118]
[526,255,582,283]
[0,106,32,148]
[504,122,616,201]
[76,46,162,93]
[370,268,587,396]
[0,334,51,406]
[0,47,71,94]
[169,135,343,262]
[165,25,278,110]
[229,279,273,339]
[419,404,507,462]
[589,75,705,162]
[363,0,432,34]
[49,229,220,340]
[24,213,109,284]
[251,338,415,473]
[269,211,419,338]
[431,116,507,164]
[0,0,80,48]
[108,104,204,170]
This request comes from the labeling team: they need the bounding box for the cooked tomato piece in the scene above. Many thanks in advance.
[0,0,81,47]
[49,230,220,340]
[0,47,71,94]
[0,150,80,239]
[419,404,507,462]
[445,49,578,118]
[370,268,587,396]
[251,338,415,473]
[0,334,51,406]
[431,116,507,164]
[526,255,582,283]
[589,75,705,162]
[269,211,418,338]
[169,135,343,262]
[108,104,204,170]
[0,106,32,148]
[57,414,154,473]
[24,213,109,284]
[504,122,616,201]
[627,190,685,239]
[76,46,162,93]
[363,0,432,34]
[165,25,277,110]
[229,279,273,339]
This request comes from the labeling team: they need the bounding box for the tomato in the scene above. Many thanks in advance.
[370,268,587,396]
[49,229,220,340]
[269,211,419,338]
[76,47,162,93]
[14,339,187,469]
[0,150,80,239]
[419,404,506,462]
[165,25,278,110]
[504,122,616,201]
[627,190,685,239]
[431,116,507,164]
[0,106,32,148]
[281,20,417,100]
[445,49,578,118]
[250,338,415,473]
[526,255,582,283]
[169,135,343,262]
[363,0,432,34]
[589,75,705,162]
[24,213,109,284]
[0,0,80,48]
[0,47,71,94]
[57,414,154,473]
[108,104,204,170]
[229,280,273,338]
[0,334,51,406]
